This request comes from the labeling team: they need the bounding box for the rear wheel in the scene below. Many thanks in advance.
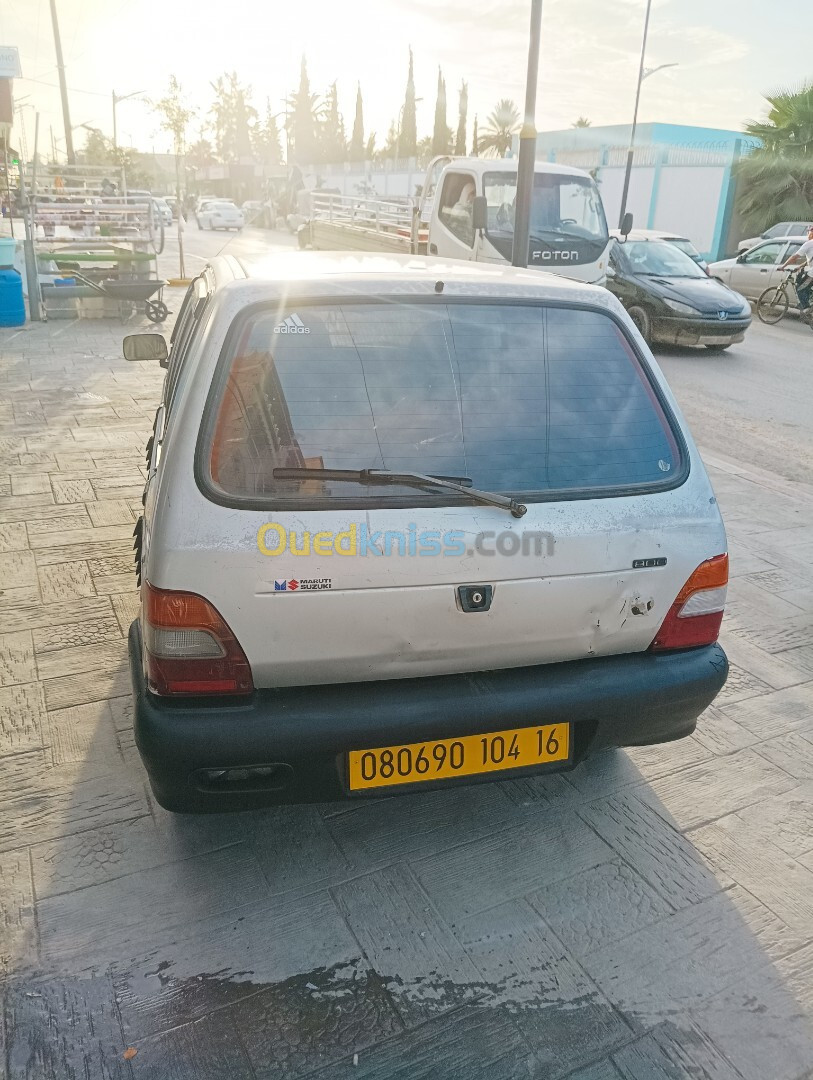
[627,306,652,345]
[757,285,789,324]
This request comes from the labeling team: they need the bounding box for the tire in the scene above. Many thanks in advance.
[757,285,789,324]
[704,343,731,352]
[627,306,652,344]
[151,222,165,256]
[145,300,169,323]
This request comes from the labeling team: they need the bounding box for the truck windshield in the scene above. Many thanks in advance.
[483,171,609,266]
[203,300,681,508]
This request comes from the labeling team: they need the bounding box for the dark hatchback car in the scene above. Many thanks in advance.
[607,239,752,351]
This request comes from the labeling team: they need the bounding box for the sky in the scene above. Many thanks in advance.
[0,0,809,161]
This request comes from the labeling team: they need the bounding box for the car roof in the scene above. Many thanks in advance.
[208,252,615,306]
[753,234,808,244]
[610,228,691,242]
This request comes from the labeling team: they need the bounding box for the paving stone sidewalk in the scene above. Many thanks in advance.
[1,312,812,1079]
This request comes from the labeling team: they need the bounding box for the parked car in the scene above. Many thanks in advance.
[241,200,266,224]
[194,197,234,227]
[607,238,751,350]
[709,235,807,305]
[197,201,244,231]
[122,253,728,812]
[611,228,708,270]
[152,198,173,228]
[737,220,813,254]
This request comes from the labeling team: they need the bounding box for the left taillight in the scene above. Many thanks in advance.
[650,553,728,652]
[143,582,254,696]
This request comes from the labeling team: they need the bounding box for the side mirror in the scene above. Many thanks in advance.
[735,252,746,263]
[620,212,633,238]
[472,195,488,232]
[123,333,168,367]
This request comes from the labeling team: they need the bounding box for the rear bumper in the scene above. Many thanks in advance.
[652,315,750,346]
[129,620,727,812]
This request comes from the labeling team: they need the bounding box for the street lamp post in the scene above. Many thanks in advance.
[512,0,543,268]
[617,0,678,228]
[112,90,144,152]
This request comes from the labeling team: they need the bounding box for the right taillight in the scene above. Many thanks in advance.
[650,553,728,651]
[143,582,254,696]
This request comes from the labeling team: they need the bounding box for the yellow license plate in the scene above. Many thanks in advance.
[348,722,571,791]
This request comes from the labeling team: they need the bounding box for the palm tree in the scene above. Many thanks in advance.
[572,117,592,128]
[736,84,813,233]
[478,99,520,157]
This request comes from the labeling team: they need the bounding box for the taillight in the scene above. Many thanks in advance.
[650,554,728,651]
[143,583,253,696]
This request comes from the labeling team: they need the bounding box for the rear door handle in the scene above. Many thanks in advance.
[760,268,769,272]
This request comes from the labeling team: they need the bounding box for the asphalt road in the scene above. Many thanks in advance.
[163,222,813,485]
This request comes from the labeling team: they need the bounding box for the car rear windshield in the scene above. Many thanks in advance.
[202,301,681,506]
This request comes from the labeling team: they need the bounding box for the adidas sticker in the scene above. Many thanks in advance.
[274,313,310,334]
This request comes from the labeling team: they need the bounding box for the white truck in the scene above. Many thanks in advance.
[301,155,620,285]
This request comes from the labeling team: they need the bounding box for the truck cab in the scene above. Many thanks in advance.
[423,156,613,285]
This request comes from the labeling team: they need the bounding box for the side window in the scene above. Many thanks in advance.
[743,242,786,265]
[437,172,476,246]
[785,243,802,261]
[164,275,210,421]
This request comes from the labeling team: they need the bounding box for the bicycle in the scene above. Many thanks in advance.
[756,269,813,327]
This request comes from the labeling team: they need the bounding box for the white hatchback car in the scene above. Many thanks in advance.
[123,254,729,812]
[709,235,808,303]
[197,201,244,231]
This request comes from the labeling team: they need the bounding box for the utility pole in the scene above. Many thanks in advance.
[512,0,542,268]
[48,0,74,165]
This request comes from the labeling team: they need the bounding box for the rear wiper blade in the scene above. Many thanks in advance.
[273,468,527,518]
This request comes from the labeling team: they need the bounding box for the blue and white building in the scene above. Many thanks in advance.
[532,123,760,261]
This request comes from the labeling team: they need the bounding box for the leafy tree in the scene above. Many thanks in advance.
[187,138,216,168]
[80,127,113,166]
[382,119,400,159]
[209,72,256,161]
[431,68,450,155]
[350,84,365,161]
[455,81,468,155]
[471,114,479,156]
[80,128,154,189]
[253,101,283,165]
[479,99,520,157]
[319,81,346,163]
[153,75,196,162]
[287,56,319,165]
[416,133,433,164]
[572,117,592,128]
[736,84,813,232]
[399,48,417,158]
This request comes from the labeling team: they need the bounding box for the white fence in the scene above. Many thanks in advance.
[298,140,746,259]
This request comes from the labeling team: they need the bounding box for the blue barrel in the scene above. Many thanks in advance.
[0,268,25,327]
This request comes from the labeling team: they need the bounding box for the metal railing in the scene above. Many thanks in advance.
[311,192,415,236]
